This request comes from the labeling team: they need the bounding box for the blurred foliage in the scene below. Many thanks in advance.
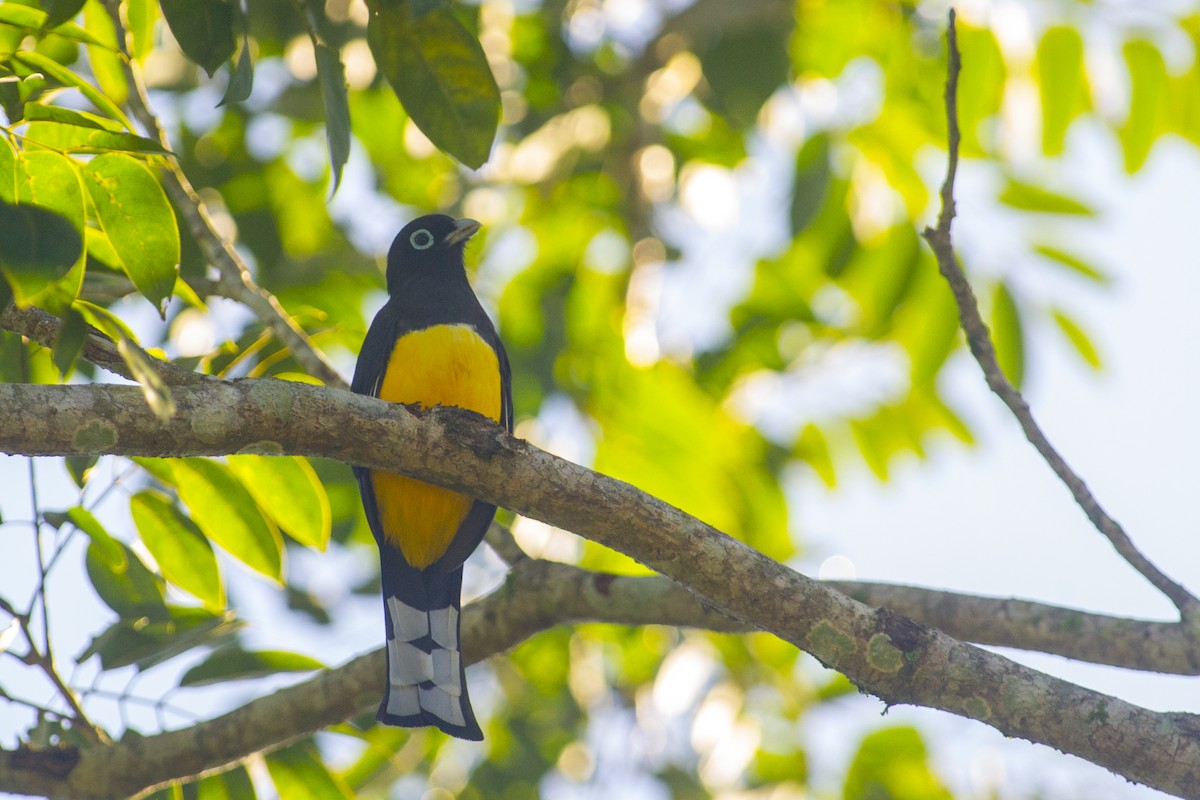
[0,0,1192,797]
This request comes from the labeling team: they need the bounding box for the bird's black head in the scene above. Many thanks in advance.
[385,214,481,295]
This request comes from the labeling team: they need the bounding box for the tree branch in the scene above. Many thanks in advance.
[0,379,1198,797]
[0,560,735,799]
[834,581,1200,674]
[0,305,210,387]
[919,11,1199,618]
[9,557,1195,799]
[101,0,346,390]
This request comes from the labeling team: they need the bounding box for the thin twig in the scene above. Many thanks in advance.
[25,462,51,653]
[0,305,209,387]
[7,355,106,745]
[26,660,105,744]
[3,574,105,745]
[0,685,67,720]
[16,346,53,660]
[78,688,198,725]
[34,461,142,608]
[101,0,346,390]
[920,10,1199,617]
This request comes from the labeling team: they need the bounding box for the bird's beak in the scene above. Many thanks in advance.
[445,218,481,246]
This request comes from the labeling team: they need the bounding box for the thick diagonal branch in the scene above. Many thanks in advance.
[0,379,1198,797]
[920,11,1198,616]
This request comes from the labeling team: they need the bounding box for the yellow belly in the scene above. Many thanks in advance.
[372,324,501,569]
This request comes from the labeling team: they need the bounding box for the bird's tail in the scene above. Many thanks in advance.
[377,545,482,740]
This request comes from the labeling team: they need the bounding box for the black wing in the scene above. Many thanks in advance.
[352,306,403,548]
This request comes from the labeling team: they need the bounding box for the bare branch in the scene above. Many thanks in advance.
[7,558,1197,799]
[101,1,345,390]
[0,379,1198,796]
[834,581,1200,674]
[919,11,1198,617]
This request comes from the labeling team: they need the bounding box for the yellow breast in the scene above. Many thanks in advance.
[371,324,501,569]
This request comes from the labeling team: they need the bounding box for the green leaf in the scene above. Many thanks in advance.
[193,766,256,800]
[0,135,16,202]
[43,0,88,29]
[82,1,128,107]
[592,362,790,562]
[173,458,284,581]
[126,0,158,61]
[81,152,180,314]
[122,337,177,416]
[4,150,85,305]
[795,423,835,488]
[132,455,176,485]
[698,24,793,128]
[219,38,253,106]
[1052,308,1102,370]
[368,2,500,168]
[844,727,952,800]
[172,273,205,308]
[1121,39,1167,173]
[956,24,1005,155]
[72,297,136,340]
[411,0,450,15]
[0,82,21,128]
[315,43,350,192]
[79,605,237,671]
[22,119,166,154]
[180,646,324,687]
[337,727,408,790]
[64,453,99,486]
[1037,26,1085,156]
[226,455,331,551]
[85,540,169,622]
[12,50,134,130]
[0,268,13,311]
[130,490,225,610]
[0,199,83,303]
[51,306,88,377]
[849,416,890,481]
[267,742,353,800]
[997,179,1094,216]
[74,300,177,419]
[285,584,331,626]
[23,103,123,131]
[0,3,109,48]
[790,134,831,235]
[1031,243,1111,284]
[67,505,122,566]
[990,281,1025,389]
[159,0,236,77]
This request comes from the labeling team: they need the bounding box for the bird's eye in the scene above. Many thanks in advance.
[410,229,435,250]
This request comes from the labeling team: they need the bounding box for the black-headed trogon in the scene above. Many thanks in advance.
[351,214,511,741]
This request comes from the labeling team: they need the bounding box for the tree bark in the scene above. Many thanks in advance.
[0,379,1198,798]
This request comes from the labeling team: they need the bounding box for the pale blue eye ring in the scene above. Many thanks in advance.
[410,229,435,250]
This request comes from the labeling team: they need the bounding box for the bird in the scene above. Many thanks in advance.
[351,214,512,741]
